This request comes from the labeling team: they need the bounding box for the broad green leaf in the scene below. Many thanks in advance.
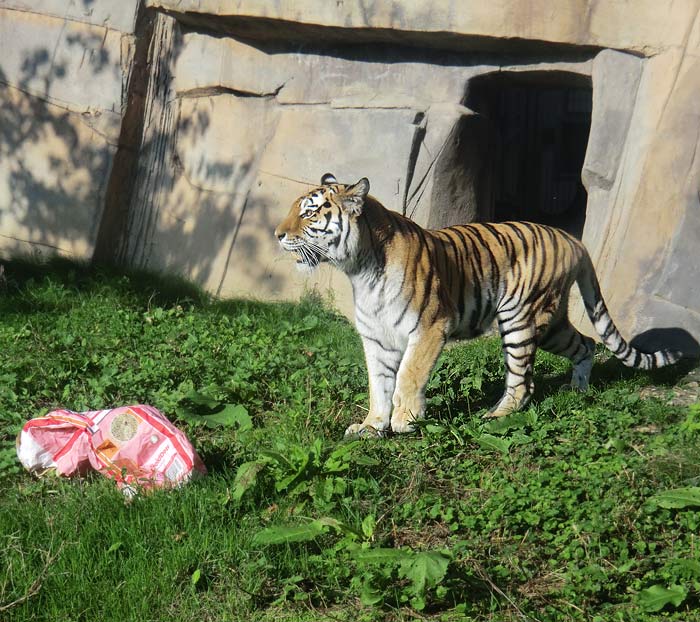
[348,454,381,467]
[361,514,376,539]
[202,404,252,429]
[354,547,414,565]
[315,516,362,538]
[675,558,700,577]
[258,450,293,469]
[483,410,538,435]
[359,580,383,606]
[185,389,220,409]
[323,442,356,473]
[424,424,446,435]
[191,568,202,586]
[474,433,511,455]
[398,551,451,607]
[651,487,700,509]
[510,432,533,446]
[275,461,310,492]
[637,584,687,612]
[176,401,251,430]
[252,521,326,546]
[300,315,319,331]
[231,461,266,501]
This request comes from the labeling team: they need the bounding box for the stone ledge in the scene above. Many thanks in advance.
[147,0,693,55]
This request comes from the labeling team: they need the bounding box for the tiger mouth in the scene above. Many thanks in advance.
[292,247,323,267]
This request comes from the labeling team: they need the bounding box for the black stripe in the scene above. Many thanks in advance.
[444,231,466,323]
[466,225,501,287]
[500,323,531,338]
[394,288,414,328]
[507,351,534,361]
[505,364,525,376]
[338,214,350,252]
[503,337,536,349]
[359,332,402,354]
[393,244,422,327]
[376,358,399,375]
[507,380,530,390]
[469,284,483,332]
[549,228,561,273]
[612,340,627,356]
[416,262,434,321]
[601,318,616,340]
[501,222,529,253]
[455,230,487,328]
[376,373,396,381]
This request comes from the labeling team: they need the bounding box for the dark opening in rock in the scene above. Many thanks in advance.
[465,71,592,238]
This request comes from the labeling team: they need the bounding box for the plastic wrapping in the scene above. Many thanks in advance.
[17,405,206,493]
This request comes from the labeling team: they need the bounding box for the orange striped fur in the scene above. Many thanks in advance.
[275,174,681,436]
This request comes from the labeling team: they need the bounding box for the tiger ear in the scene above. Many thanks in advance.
[321,172,337,185]
[341,177,370,215]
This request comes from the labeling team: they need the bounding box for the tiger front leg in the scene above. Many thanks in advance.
[390,322,448,433]
[344,336,403,437]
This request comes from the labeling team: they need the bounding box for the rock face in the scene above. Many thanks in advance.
[0,1,140,257]
[1,0,699,353]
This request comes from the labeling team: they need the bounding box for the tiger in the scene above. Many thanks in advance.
[274,173,682,436]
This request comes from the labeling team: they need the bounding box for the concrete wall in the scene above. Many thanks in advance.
[1,0,699,352]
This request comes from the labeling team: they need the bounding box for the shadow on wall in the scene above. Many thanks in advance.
[0,30,115,256]
[0,10,283,299]
[133,131,284,296]
[631,328,700,359]
[103,14,286,296]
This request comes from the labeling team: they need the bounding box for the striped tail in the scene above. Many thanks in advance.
[576,255,682,370]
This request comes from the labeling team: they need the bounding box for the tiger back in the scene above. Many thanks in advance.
[275,174,682,436]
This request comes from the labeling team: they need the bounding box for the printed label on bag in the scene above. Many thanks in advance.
[110,411,140,442]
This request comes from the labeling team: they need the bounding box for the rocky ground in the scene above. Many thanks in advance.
[640,364,700,406]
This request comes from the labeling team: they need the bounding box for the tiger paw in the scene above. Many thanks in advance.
[344,423,387,438]
[390,411,419,434]
[482,409,505,419]
[483,392,529,419]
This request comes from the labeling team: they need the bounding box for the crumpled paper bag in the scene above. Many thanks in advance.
[17,405,206,494]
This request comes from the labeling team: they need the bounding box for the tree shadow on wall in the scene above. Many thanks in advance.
[130,141,285,297]
[0,11,284,298]
[109,34,284,295]
[0,38,114,256]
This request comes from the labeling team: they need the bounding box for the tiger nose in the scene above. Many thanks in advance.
[275,230,286,241]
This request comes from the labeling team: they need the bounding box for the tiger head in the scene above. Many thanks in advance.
[275,173,370,271]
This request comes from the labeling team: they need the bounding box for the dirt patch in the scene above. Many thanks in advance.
[639,366,700,407]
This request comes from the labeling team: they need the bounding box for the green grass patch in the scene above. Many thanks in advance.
[0,258,699,621]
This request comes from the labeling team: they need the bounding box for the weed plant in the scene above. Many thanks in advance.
[0,259,699,621]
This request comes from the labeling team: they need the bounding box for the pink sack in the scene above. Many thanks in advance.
[16,405,206,493]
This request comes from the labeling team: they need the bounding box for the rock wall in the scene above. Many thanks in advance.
[1,0,699,352]
[0,0,140,258]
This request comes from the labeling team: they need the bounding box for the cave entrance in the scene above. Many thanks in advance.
[465,71,592,238]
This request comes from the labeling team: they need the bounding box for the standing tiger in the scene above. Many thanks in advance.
[274,174,682,436]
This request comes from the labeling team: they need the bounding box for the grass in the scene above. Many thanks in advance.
[0,258,699,621]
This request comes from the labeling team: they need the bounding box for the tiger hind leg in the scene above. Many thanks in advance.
[540,320,595,390]
[486,322,537,418]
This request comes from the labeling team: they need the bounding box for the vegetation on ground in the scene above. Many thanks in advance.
[0,258,699,621]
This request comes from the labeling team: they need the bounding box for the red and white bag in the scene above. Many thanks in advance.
[17,405,206,493]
